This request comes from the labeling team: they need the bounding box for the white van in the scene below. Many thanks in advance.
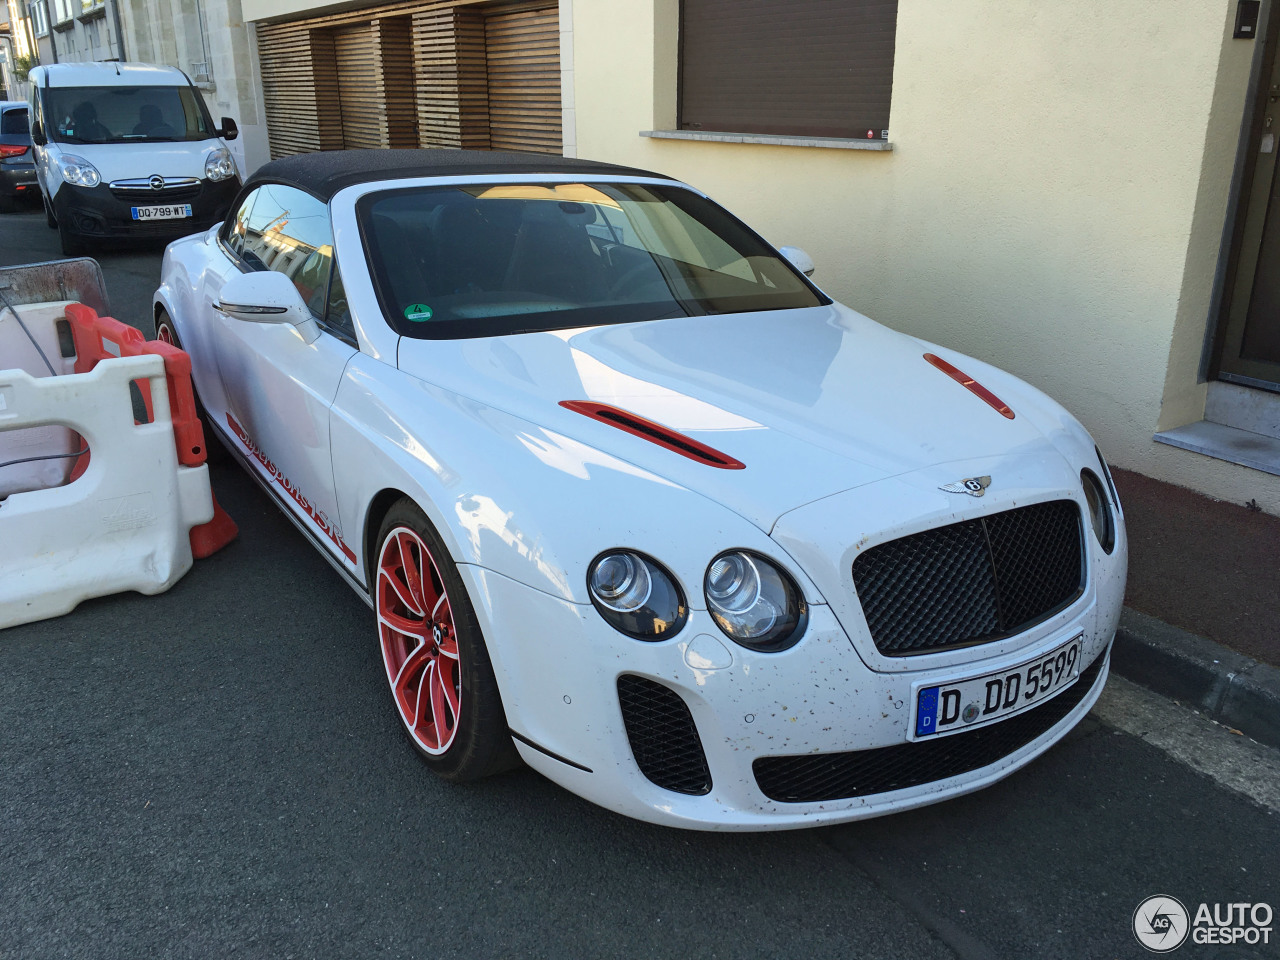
[27,62,242,256]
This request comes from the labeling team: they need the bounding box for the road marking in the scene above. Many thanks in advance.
[1092,674,1280,813]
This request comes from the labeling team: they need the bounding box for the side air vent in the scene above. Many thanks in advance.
[617,675,712,795]
[560,400,745,469]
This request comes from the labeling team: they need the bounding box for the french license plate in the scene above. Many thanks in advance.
[131,204,192,221]
[913,633,1084,738]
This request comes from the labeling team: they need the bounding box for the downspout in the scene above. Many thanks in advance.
[40,0,58,64]
[109,0,126,60]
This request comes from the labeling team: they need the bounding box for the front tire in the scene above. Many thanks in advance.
[58,219,83,257]
[374,499,518,781]
[155,308,227,463]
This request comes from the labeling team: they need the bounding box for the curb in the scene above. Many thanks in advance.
[1111,607,1280,750]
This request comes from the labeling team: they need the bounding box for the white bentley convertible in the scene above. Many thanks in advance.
[154,149,1126,830]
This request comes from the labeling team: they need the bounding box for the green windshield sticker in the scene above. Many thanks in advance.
[403,303,433,322]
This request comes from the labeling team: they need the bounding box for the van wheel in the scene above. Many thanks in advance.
[58,220,84,257]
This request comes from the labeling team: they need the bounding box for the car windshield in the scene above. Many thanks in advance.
[358,182,828,339]
[44,86,212,144]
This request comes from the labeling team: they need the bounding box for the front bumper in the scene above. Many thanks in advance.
[52,176,240,240]
[460,562,1118,831]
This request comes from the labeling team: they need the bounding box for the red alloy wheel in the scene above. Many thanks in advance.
[376,526,463,755]
[155,314,178,346]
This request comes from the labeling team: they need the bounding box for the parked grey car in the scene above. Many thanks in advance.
[0,101,36,210]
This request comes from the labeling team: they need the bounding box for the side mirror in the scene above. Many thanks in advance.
[219,116,239,141]
[778,245,815,277]
[30,119,45,146]
[215,271,318,343]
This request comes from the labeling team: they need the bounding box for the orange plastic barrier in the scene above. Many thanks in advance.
[62,303,237,559]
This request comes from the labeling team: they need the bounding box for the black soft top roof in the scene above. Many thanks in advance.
[243,149,673,201]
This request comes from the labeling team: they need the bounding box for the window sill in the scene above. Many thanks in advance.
[77,6,107,22]
[52,19,75,32]
[641,129,892,151]
[1154,421,1280,477]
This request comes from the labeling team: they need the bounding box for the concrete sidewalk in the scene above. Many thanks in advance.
[1109,468,1280,748]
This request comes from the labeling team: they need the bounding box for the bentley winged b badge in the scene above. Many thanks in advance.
[940,476,992,497]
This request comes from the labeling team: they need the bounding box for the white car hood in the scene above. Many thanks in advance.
[396,303,1055,530]
[50,138,222,182]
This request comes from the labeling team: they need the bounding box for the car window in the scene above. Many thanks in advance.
[324,264,355,343]
[1,108,29,136]
[225,191,256,258]
[357,182,827,340]
[43,86,211,144]
[241,184,334,319]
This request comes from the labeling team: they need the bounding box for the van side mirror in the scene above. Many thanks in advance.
[219,116,239,141]
[778,245,815,277]
[214,271,318,343]
[30,120,45,146]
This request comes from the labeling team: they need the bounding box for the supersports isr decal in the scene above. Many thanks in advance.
[226,413,357,563]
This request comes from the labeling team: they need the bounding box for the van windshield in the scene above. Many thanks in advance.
[44,86,212,144]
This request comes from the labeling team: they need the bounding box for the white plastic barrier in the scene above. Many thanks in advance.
[0,302,79,498]
[0,352,215,630]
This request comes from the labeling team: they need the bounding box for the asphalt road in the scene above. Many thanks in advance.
[2,205,1278,960]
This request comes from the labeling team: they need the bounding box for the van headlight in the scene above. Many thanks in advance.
[205,147,236,182]
[59,155,100,188]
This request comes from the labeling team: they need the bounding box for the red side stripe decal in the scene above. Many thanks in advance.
[225,413,359,562]
[923,353,1016,420]
[559,400,745,470]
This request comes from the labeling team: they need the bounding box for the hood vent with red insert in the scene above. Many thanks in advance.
[559,401,745,470]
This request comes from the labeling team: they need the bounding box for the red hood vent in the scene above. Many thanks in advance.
[559,400,746,470]
[923,353,1016,420]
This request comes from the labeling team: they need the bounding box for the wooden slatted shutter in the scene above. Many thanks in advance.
[256,0,563,159]
[335,24,383,149]
[412,7,491,149]
[484,5,561,154]
[258,21,344,157]
[376,17,419,148]
[679,0,898,139]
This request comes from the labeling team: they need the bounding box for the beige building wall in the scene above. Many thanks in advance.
[122,0,270,176]
[572,0,1280,515]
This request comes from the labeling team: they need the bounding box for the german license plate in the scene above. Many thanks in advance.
[131,204,192,221]
[913,633,1084,738]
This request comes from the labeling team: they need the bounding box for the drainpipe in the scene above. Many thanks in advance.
[109,0,125,60]
[38,0,57,64]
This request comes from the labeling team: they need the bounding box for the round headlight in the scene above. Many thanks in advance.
[587,550,686,641]
[59,154,100,188]
[704,551,806,651]
[205,147,236,182]
[1081,469,1114,554]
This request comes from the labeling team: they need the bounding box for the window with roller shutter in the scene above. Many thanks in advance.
[678,0,898,141]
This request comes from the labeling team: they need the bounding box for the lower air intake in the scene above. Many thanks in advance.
[617,674,712,796]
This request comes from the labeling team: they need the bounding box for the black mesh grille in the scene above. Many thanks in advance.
[754,648,1106,803]
[851,500,1083,656]
[617,675,711,796]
